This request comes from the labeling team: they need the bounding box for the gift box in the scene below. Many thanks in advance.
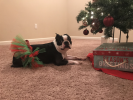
[93,42,133,72]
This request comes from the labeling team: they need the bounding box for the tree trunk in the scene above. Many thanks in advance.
[126,32,129,43]
[112,27,115,43]
[119,30,121,43]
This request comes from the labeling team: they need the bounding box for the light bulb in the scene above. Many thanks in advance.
[101,12,103,16]
[82,17,85,20]
[97,8,100,10]
[92,23,95,25]
[91,16,93,19]
[91,11,94,14]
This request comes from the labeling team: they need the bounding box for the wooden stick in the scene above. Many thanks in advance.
[112,27,115,43]
[119,30,121,43]
[126,32,129,43]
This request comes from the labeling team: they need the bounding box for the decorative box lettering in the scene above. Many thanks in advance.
[93,43,133,72]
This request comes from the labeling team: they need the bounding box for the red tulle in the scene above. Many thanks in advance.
[11,49,27,52]
[31,58,43,68]
[21,55,28,60]
[12,39,26,45]
[29,46,33,51]
[32,62,38,68]
[26,40,33,51]
[32,51,39,56]
[21,56,25,60]
[10,45,24,48]
[10,45,24,53]
[34,63,39,68]
[29,54,33,57]
[34,63,43,68]
[10,38,44,68]
[29,51,39,57]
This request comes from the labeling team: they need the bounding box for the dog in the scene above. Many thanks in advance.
[11,33,86,67]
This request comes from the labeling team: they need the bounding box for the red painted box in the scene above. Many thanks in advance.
[93,43,133,72]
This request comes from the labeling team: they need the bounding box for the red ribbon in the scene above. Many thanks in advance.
[20,40,43,68]
[25,40,39,58]
[26,40,33,51]
[29,51,39,57]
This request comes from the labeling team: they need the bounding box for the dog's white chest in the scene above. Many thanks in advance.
[62,53,67,59]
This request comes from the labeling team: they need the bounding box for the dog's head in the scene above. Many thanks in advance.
[53,33,72,53]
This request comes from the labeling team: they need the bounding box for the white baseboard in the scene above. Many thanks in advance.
[0,37,54,45]
[71,36,101,40]
[0,36,118,45]
[71,36,118,41]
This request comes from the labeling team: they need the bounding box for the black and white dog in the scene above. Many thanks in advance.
[11,33,86,67]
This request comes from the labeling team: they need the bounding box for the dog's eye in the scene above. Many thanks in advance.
[57,40,62,45]
[59,41,62,45]
[59,40,62,43]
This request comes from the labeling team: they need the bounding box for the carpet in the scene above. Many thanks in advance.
[0,39,133,100]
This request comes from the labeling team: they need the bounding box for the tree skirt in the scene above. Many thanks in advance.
[87,53,133,80]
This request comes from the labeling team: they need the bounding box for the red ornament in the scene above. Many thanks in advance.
[91,29,95,33]
[92,0,98,3]
[91,19,100,31]
[83,29,89,35]
[99,30,103,33]
[82,20,88,26]
[103,15,114,27]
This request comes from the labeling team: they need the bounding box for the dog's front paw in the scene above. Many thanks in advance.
[75,61,82,65]
[68,60,82,65]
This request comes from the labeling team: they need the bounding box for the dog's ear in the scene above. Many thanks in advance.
[63,34,72,44]
[55,33,59,36]
[55,33,60,38]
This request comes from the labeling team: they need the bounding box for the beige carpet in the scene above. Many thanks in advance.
[0,39,133,100]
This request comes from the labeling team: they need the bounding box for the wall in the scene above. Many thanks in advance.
[0,0,133,42]
[67,0,133,42]
[0,0,67,41]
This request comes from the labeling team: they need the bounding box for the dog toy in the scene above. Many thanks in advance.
[10,35,46,68]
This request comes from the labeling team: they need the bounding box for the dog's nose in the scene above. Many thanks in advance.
[64,41,69,46]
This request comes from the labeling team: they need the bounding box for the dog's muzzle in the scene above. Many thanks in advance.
[61,41,71,50]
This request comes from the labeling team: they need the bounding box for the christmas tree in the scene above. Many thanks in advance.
[76,0,133,42]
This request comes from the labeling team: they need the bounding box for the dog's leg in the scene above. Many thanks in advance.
[65,55,87,65]
[65,55,86,60]
[67,60,82,65]
[54,55,83,65]
[11,57,23,67]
